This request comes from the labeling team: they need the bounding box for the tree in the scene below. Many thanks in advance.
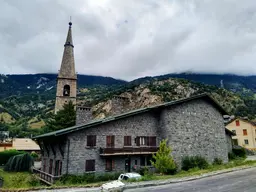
[151,139,176,174]
[44,101,76,132]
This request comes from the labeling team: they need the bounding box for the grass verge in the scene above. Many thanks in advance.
[128,159,256,182]
[0,159,256,190]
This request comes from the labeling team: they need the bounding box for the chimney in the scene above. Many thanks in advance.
[76,106,93,125]
[111,95,130,116]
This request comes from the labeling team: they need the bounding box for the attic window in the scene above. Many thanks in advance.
[235,120,240,126]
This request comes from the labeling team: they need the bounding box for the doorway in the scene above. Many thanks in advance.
[125,157,131,172]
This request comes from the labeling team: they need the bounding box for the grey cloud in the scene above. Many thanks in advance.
[0,0,256,80]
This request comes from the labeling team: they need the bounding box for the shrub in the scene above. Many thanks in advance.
[151,139,176,174]
[30,152,39,160]
[232,148,246,158]
[4,153,34,172]
[213,158,223,165]
[228,152,236,160]
[182,156,209,171]
[59,172,121,185]
[0,149,25,165]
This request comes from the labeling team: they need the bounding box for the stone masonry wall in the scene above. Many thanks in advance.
[40,140,67,175]
[67,112,159,175]
[226,134,233,153]
[60,98,229,175]
[159,99,229,166]
[76,106,93,125]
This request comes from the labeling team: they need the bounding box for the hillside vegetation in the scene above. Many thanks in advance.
[0,73,255,138]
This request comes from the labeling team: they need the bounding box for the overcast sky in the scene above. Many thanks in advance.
[1,0,256,81]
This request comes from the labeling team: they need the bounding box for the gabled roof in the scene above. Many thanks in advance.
[226,118,256,127]
[33,93,228,140]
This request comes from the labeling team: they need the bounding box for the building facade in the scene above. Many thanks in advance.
[54,22,77,114]
[34,94,234,180]
[226,118,256,149]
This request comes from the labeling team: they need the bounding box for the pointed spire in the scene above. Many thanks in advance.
[58,21,77,79]
[64,21,73,47]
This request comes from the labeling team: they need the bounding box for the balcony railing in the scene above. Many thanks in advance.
[100,147,158,156]
[32,168,61,185]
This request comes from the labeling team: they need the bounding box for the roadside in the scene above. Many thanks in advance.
[1,158,256,191]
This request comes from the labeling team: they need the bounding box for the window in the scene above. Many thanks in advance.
[85,160,95,172]
[87,135,96,147]
[236,120,240,126]
[106,136,115,148]
[136,136,157,146]
[232,139,238,146]
[124,136,131,146]
[49,159,53,174]
[232,130,236,134]
[135,160,137,165]
[140,156,152,166]
[244,139,249,145]
[105,159,114,171]
[243,129,248,136]
[54,160,62,176]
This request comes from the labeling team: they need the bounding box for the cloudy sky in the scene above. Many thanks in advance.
[1,0,256,80]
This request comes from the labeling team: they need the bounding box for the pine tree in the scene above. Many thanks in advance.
[151,139,176,174]
[44,101,76,132]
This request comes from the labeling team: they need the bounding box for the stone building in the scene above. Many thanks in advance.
[54,22,77,114]
[34,94,234,182]
[33,22,235,184]
[226,118,256,149]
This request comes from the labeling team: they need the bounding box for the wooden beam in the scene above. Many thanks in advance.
[37,141,45,156]
[49,143,56,157]
[58,143,64,158]
[42,142,49,157]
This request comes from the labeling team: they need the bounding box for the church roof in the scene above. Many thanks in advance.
[57,22,77,80]
[33,93,229,140]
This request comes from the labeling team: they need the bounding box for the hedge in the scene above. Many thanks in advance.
[0,149,25,165]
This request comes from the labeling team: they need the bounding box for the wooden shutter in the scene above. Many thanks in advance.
[93,135,96,146]
[106,136,111,147]
[49,159,53,174]
[124,136,131,146]
[136,137,140,146]
[111,136,115,147]
[152,137,156,146]
[236,120,240,126]
[59,161,62,175]
[243,129,248,136]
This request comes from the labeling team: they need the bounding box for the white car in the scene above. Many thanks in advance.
[118,172,142,181]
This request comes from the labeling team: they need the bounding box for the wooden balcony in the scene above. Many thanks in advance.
[99,147,158,156]
[32,168,61,185]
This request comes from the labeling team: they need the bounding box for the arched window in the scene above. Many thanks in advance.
[63,85,70,96]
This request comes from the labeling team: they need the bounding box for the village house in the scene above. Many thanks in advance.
[0,138,40,153]
[32,22,235,184]
[226,118,256,150]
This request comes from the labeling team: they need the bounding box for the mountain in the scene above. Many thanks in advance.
[132,73,256,95]
[0,73,255,138]
[0,74,126,98]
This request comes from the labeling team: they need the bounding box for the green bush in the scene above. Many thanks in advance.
[151,139,176,174]
[182,156,209,171]
[232,148,247,158]
[0,149,25,165]
[59,172,121,185]
[4,153,34,172]
[30,152,39,160]
[228,152,236,160]
[213,158,223,165]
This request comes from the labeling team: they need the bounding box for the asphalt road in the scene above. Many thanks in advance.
[125,167,256,192]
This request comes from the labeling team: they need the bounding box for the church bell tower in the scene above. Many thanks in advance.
[54,21,77,114]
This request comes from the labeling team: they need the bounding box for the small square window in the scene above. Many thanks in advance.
[244,139,249,145]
